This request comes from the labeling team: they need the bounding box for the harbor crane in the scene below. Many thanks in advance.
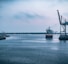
[57,10,68,40]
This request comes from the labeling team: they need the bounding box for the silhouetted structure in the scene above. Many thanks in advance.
[46,27,53,39]
[57,10,68,40]
[0,33,6,40]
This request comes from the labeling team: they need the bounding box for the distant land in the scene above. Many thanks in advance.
[0,32,66,34]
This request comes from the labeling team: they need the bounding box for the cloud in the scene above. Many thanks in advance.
[0,0,15,2]
[0,0,68,32]
[0,0,68,2]
[13,12,44,21]
[58,0,68,2]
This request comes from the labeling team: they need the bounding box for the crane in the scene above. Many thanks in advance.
[57,10,68,40]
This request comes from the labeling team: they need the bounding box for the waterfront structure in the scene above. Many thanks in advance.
[57,10,68,40]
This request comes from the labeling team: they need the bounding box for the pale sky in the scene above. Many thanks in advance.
[0,0,68,32]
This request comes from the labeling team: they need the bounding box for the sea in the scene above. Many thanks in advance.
[0,34,68,64]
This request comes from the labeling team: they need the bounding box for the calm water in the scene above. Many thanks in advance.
[0,34,68,64]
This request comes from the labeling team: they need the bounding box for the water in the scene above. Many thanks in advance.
[0,34,68,64]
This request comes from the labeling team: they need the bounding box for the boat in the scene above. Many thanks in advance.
[0,32,10,40]
[0,34,6,40]
[1,32,10,37]
[45,27,53,39]
[59,35,68,40]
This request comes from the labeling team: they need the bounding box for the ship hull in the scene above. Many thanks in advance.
[46,34,53,39]
[0,36,6,40]
[59,35,68,40]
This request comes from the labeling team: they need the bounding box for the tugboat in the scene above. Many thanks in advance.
[46,27,53,39]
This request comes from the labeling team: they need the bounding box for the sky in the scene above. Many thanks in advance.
[0,0,68,33]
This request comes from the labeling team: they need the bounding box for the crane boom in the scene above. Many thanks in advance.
[57,10,62,24]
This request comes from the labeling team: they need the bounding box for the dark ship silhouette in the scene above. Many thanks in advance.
[0,32,9,40]
[46,27,53,39]
[0,33,6,40]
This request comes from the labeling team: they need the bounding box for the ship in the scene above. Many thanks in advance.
[59,35,68,40]
[1,32,10,37]
[0,32,10,40]
[45,27,53,39]
[0,33,6,40]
